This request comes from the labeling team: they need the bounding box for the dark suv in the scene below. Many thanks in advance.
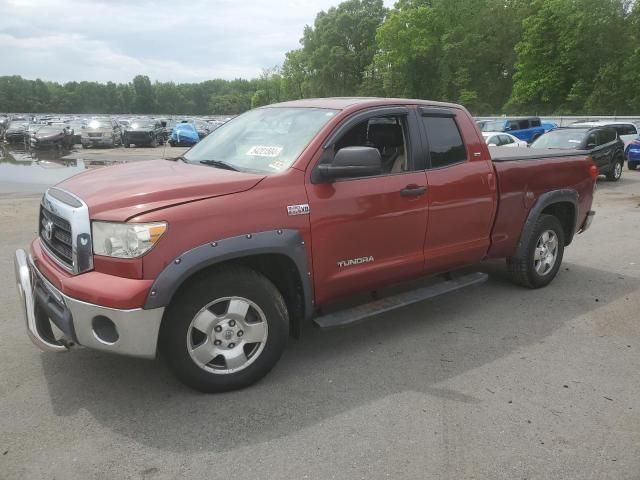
[531,127,625,181]
[123,119,165,148]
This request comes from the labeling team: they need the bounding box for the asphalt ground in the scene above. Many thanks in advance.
[0,149,639,479]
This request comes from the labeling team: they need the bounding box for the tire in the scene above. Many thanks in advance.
[168,140,175,147]
[123,139,130,148]
[161,266,289,392]
[629,162,638,171]
[507,214,565,289]
[607,156,624,181]
[150,135,158,148]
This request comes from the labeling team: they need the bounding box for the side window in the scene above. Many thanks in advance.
[530,119,541,127]
[517,120,530,129]
[630,125,638,135]
[422,116,467,168]
[333,115,410,175]
[507,120,519,130]
[500,135,514,145]
[603,129,616,144]
[487,136,498,145]
[586,132,598,147]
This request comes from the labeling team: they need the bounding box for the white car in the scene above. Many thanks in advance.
[482,131,528,147]
[570,121,639,148]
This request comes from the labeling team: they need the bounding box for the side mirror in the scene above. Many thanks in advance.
[317,146,382,181]
[586,143,596,149]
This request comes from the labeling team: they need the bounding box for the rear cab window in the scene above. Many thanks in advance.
[421,114,467,168]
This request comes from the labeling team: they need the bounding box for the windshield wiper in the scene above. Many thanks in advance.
[199,159,239,171]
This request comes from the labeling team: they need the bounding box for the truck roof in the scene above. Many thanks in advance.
[268,97,463,111]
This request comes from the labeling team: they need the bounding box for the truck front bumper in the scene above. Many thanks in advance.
[14,249,164,359]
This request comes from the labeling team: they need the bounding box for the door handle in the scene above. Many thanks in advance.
[400,184,427,197]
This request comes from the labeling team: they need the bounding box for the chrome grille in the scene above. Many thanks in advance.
[39,188,93,275]
[40,206,73,268]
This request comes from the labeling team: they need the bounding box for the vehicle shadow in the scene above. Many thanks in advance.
[40,262,635,453]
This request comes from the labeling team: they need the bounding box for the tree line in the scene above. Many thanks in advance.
[1,0,638,116]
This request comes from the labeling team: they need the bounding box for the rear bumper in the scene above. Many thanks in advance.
[14,249,164,359]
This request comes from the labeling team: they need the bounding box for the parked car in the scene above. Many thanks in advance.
[531,127,625,181]
[81,117,123,148]
[626,136,640,170]
[480,117,547,144]
[569,121,638,148]
[122,119,165,148]
[4,121,29,144]
[168,122,200,146]
[482,131,528,147]
[15,99,598,392]
[29,124,74,149]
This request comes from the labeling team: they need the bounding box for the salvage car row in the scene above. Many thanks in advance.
[0,114,228,150]
[478,116,640,176]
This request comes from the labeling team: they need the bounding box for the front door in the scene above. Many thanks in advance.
[306,109,429,305]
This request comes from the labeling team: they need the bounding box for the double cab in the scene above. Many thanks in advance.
[15,98,597,392]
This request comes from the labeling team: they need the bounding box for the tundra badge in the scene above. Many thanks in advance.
[337,256,374,268]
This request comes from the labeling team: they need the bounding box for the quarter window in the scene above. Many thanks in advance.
[422,116,467,168]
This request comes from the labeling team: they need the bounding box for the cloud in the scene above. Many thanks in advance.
[0,0,394,83]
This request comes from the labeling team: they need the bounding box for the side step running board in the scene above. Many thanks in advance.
[313,272,488,329]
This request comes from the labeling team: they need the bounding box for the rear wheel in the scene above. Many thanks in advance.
[150,135,158,148]
[508,214,565,289]
[161,266,289,392]
[628,162,638,171]
[607,156,624,181]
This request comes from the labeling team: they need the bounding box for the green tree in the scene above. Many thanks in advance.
[507,0,630,114]
[132,75,156,113]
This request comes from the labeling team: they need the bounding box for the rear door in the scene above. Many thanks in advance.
[592,128,617,172]
[418,108,497,274]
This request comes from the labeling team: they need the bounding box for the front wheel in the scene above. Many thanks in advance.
[161,266,289,392]
[607,157,624,181]
[508,214,565,289]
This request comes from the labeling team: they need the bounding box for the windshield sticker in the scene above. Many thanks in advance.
[246,145,283,157]
[568,140,580,143]
[268,159,286,170]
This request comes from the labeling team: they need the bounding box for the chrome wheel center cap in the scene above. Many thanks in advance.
[223,329,234,341]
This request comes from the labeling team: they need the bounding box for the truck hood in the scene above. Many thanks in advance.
[56,159,265,221]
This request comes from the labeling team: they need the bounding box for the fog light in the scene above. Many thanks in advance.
[92,315,119,344]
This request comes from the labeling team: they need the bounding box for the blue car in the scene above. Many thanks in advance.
[627,136,640,170]
[168,123,200,147]
[480,117,551,144]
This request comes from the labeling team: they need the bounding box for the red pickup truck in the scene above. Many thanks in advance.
[14,98,597,392]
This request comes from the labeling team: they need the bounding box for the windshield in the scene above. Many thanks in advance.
[531,129,588,149]
[480,120,506,132]
[184,107,337,174]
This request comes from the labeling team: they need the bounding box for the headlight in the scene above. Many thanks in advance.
[92,221,167,258]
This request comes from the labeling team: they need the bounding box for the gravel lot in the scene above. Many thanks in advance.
[1,149,639,479]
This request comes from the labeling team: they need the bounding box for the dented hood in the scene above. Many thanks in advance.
[56,159,265,221]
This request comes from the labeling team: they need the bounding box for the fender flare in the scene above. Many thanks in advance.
[143,229,313,321]
[514,189,578,258]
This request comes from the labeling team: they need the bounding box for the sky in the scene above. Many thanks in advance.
[0,0,394,84]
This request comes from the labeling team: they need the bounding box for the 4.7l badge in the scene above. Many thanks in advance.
[287,204,310,216]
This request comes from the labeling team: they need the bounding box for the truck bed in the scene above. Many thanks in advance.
[487,147,595,259]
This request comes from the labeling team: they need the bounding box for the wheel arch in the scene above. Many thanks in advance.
[515,189,578,258]
[144,229,313,337]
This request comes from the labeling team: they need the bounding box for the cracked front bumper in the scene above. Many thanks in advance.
[14,249,164,359]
